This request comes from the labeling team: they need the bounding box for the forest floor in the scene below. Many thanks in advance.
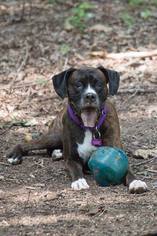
[0,0,157,235]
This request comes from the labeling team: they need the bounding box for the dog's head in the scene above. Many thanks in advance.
[52,66,120,127]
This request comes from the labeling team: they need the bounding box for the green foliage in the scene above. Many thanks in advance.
[152,0,157,4]
[48,0,56,4]
[127,0,152,20]
[59,44,70,55]
[48,0,69,4]
[128,0,157,6]
[67,2,95,31]
[120,12,134,27]
[140,9,151,19]
[120,0,153,28]
[128,0,144,6]
[36,77,48,86]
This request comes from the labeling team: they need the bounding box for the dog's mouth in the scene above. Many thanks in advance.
[81,107,98,128]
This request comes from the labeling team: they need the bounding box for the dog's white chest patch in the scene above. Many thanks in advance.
[77,130,97,160]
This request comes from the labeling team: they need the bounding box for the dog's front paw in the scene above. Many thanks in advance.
[7,144,25,165]
[71,178,89,190]
[129,180,148,194]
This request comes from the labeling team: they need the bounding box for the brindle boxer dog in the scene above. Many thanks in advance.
[7,66,148,193]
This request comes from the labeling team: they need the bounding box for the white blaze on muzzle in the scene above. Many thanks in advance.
[84,84,97,95]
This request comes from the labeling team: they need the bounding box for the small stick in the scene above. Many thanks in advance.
[63,57,68,71]
[134,158,156,167]
[9,41,30,93]
[17,41,30,74]
[147,169,157,174]
[25,186,37,190]
[119,87,157,94]
[24,190,31,209]
[106,49,157,59]
[0,162,10,166]
[20,0,26,21]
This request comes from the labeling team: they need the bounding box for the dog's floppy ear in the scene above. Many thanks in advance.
[52,68,76,99]
[98,66,120,95]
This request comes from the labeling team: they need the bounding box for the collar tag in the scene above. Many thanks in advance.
[92,127,103,147]
[91,138,103,146]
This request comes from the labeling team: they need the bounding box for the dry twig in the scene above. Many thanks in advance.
[119,87,157,94]
[0,162,10,166]
[106,49,157,59]
[134,157,157,167]
[9,41,31,93]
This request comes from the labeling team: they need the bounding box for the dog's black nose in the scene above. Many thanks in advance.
[85,93,96,102]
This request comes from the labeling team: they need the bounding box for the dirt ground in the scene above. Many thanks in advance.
[0,0,157,235]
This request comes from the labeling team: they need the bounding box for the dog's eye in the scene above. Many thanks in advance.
[95,82,103,90]
[75,82,83,90]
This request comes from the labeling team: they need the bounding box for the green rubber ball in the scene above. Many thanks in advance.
[88,147,129,187]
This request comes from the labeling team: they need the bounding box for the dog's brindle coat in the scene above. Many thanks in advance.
[7,66,147,193]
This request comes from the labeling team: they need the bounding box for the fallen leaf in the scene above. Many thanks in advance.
[88,206,99,216]
[134,148,157,159]
[89,24,112,32]
[24,118,38,127]
[152,181,157,188]
[89,51,106,58]
[64,19,74,31]
[0,176,4,180]
[24,133,32,142]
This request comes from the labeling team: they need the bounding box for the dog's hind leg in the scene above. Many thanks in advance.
[7,132,63,165]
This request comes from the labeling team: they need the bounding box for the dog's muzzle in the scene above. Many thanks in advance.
[80,90,100,128]
[84,92,97,103]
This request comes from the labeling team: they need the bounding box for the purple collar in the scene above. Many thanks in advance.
[67,105,107,147]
